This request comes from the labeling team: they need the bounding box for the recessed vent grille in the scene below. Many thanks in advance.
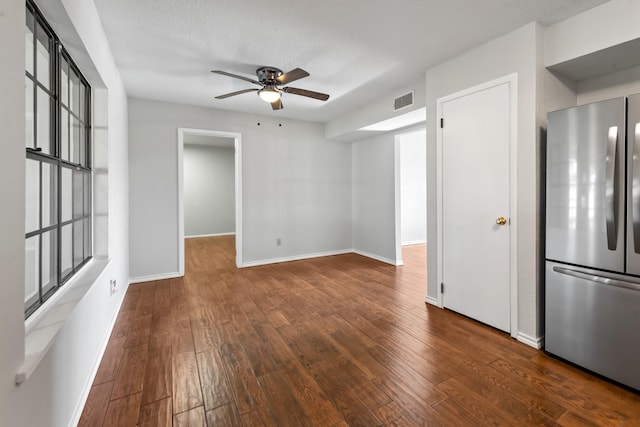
[394,92,414,111]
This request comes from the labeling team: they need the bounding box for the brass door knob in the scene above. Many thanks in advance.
[496,216,507,225]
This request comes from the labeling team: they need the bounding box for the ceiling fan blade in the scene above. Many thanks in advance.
[211,70,260,85]
[282,87,330,101]
[271,99,283,110]
[276,68,309,85]
[215,88,259,99]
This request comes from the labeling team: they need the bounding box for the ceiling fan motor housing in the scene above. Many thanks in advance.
[256,67,283,83]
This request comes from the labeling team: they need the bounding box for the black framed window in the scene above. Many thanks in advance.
[25,0,92,318]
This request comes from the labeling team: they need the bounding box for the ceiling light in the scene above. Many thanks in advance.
[258,87,281,103]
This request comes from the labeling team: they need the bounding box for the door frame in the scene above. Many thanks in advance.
[177,128,243,271]
[435,73,518,337]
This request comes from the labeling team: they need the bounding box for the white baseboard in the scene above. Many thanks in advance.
[185,232,235,239]
[402,240,427,246]
[353,249,401,266]
[69,286,127,427]
[517,332,545,349]
[240,249,353,268]
[129,272,182,284]
[425,295,440,307]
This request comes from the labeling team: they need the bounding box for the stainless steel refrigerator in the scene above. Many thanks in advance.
[546,95,640,391]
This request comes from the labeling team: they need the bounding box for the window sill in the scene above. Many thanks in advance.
[16,257,111,385]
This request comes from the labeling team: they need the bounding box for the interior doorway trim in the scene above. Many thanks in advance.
[177,128,243,271]
[435,73,518,337]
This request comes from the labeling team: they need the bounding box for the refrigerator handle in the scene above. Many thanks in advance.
[553,266,640,292]
[633,123,640,253]
[605,126,619,250]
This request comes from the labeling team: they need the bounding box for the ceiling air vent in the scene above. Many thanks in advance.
[394,91,414,111]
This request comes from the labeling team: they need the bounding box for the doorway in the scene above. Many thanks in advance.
[397,129,427,245]
[178,128,242,270]
[436,74,517,335]
[395,128,427,279]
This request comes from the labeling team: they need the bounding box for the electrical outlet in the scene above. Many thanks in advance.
[110,279,117,295]
[276,238,282,246]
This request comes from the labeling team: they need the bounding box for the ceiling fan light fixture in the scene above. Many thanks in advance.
[213,67,329,110]
[258,87,281,103]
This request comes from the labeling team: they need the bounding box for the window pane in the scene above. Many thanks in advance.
[83,218,91,260]
[73,170,83,218]
[79,83,86,121]
[83,173,91,214]
[25,235,40,309]
[41,230,57,296]
[25,159,39,233]
[70,71,79,114]
[61,224,72,279]
[61,109,69,161]
[35,21,50,89]
[25,9,34,74]
[41,162,57,228]
[36,88,51,154]
[68,113,75,162]
[61,167,72,221]
[79,123,85,166]
[25,77,34,148]
[73,221,83,269]
[61,58,69,107]
[71,117,80,163]
[85,124,91,168]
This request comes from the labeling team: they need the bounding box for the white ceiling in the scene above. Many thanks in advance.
[93,0,610,123]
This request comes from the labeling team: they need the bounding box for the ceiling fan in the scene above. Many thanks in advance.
[211,67,330,110]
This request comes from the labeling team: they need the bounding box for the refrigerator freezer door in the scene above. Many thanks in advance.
[545,261,640,391]
[546,98,626,272]
[627,94,640,275]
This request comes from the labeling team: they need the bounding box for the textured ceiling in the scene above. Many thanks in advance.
[93,0,610,122]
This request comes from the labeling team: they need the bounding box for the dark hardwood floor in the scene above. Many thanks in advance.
[79,236,640,426]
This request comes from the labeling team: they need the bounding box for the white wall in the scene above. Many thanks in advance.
[128,97,352,278]
[323,78,427,266]
[0,0,28,421]
[351,134,399,264]
[399,129,427,245]
[1,0,130,425]
[577,64,640,104]
[325,79,426,141]
[184,143,235,237]
[543,0,640,108]
[545,0,640,69]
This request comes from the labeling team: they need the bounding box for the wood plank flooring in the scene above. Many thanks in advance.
[79,236,640,426]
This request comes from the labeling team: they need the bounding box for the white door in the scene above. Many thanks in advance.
[440,80,511,332]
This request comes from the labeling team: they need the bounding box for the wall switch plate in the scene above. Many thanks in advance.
[276,238,282,246]
[110,279,117,295]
